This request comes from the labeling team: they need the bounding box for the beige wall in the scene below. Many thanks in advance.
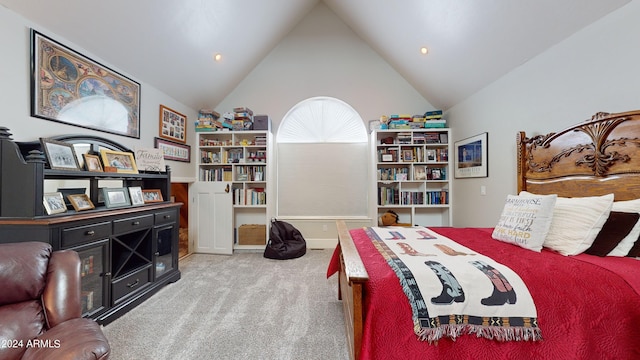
[447,0,640,227]
[0,6,197,181]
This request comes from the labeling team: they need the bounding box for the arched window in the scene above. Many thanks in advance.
[276,97,368,217]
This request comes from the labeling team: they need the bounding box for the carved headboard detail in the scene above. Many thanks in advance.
[517,110,640,200]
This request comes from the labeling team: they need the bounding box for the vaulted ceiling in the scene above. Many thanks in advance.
[0,0,630,111]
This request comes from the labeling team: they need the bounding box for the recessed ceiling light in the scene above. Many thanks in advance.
[420,47,428,55]
[214,53,222,61]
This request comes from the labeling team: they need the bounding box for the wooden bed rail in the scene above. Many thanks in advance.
[336,220,369,360]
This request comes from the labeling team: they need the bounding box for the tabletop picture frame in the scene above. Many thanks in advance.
[99,149,138,174]
[68,193,95,211]
[83,154,104,172]
[159,105,187,144]
[128,186,145,206]
[454,132,488,178]
[142,189,164,203]
[43,192,67,215]
[102,187,131,208]
[40,138,81,171]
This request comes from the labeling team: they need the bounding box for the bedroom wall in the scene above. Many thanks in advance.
[215,2,435,244]
[0,6,197,181]
[446,0,640,227]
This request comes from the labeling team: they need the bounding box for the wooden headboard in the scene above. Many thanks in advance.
[517,110,640,200]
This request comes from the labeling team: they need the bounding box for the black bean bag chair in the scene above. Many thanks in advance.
[264,219,306,260]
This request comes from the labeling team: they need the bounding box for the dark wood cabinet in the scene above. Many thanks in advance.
[0,128,181,325]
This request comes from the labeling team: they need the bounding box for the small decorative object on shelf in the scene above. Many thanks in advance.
[128,186,145,206]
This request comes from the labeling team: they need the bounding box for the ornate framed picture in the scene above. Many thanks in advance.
[40,138,81,171]
[83,154,103,172]
[43,192,66,215]
[31,30,140,139]
[142,189,164,203]
[159,105,187,144]
[99,149,138,174]
[68,194,95,211]
[454,132,488,178]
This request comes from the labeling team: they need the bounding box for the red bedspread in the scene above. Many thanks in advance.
[328,227,640,360]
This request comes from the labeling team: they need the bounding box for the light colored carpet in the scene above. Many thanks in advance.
[102,249,349,360]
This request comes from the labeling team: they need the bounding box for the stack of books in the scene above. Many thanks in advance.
[423,110,447,128]
[233,107,254,130]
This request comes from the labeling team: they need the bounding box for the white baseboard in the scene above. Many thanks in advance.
[306,238,339,249]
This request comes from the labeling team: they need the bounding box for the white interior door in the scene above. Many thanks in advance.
[189,182,233,254]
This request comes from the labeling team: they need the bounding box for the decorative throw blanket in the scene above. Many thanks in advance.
[365,227,542,343]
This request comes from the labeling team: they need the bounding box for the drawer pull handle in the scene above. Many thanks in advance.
[164,215,171,219]
[132,221,140,225]
[127,279,140,288]
[86,230,95,236]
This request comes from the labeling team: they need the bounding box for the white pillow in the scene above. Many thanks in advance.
[608,199,640,256]
[521,191,614,256]
[492,194,557,252]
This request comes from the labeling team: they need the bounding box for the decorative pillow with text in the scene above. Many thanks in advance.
[492,193,557,252]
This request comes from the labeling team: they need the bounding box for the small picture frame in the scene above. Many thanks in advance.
[68,194,95,211]
[414,166,426,180]
[83,154,103,172]
[40,138,81,171]
[43,192,67,215]
[431,168,443,180]
[102,188,131,208]
[402,150,413,162]
[128,186,145,206]
[426,149,437,162]
[142,189,164,203]
[99,149,138,174]
[57,187,86,209]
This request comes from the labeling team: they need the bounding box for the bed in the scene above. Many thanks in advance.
[328,110,640,360]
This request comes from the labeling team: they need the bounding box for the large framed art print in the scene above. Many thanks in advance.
[31,29,141,138]
[454,132,488,178]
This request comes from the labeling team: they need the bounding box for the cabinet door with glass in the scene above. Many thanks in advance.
[71,239,110,318]
[153,223,177,280]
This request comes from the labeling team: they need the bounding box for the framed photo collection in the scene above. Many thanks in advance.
[159,105,187,144]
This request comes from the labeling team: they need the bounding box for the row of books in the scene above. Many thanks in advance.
[200,167,232,182]
[233,187,266,206]
[236,166,265,182]
[378,148,448,163]
[378,187,449,205]
[378,166,447,181]
[378,132,448,145]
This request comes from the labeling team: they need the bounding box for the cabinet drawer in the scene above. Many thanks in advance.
[61,222,111,248]
[155,210,176,226]
[112,267,151,303]
[113,214,153,234]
